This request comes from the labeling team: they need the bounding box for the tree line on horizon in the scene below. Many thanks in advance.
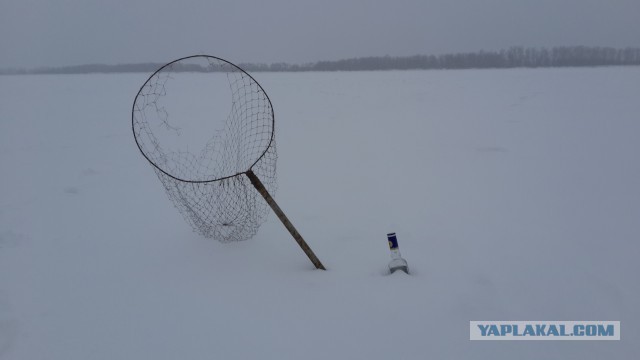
[3,46,640,75]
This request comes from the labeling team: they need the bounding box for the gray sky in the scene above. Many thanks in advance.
[1,0,639,69]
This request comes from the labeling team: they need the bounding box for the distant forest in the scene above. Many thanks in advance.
[2,46,640,75]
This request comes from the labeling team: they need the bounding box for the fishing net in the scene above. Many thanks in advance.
[132,55,276,242]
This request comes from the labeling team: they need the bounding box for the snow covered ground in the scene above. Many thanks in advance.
[1,67,639,359]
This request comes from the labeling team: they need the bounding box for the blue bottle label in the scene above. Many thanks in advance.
[387,233,399,250]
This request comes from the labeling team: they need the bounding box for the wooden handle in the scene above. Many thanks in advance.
[246,170,326,270]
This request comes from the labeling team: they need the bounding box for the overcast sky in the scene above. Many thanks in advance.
[1,0,639,69]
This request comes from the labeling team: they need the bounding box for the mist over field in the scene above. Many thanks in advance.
[3,46,640,74]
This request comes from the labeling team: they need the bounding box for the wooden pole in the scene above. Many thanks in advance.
[246,170,326,270]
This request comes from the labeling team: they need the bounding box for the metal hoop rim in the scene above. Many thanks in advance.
[131,54,275,183]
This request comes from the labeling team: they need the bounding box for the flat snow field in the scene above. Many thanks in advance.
[1,67,639,359]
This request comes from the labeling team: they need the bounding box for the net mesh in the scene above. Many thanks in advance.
[132,56,277,242]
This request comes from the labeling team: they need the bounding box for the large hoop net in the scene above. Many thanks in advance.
[132,55,277,242]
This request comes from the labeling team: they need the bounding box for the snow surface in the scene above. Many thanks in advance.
[1,67,639,359]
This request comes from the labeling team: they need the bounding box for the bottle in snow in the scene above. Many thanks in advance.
[387,232,409,274]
